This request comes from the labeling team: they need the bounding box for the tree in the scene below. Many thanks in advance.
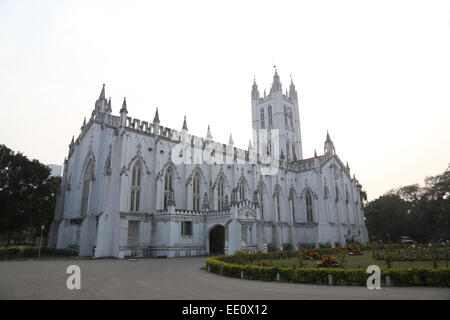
[364,163,450,243]
[0,144,61,245]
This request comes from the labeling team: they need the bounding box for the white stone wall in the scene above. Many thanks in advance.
[49,78,369,258]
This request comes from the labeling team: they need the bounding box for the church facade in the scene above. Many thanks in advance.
[48,70,369,259]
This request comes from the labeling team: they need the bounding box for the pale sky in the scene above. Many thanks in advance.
[1,0,449,200]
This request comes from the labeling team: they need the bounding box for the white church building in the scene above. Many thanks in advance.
[48,69,369,258]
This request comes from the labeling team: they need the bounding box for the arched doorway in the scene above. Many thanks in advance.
[209,225,225,254]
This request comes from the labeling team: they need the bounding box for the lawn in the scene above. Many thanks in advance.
[251,253,449,269]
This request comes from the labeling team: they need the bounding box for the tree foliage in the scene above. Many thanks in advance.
[365,163,450,243]
[0,144,61,245]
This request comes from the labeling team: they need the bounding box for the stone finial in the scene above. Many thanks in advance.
[106,97,112,113]
[228,133,234,145]
[182,116,188,131]
[153,108,160,123]
[99,83,106,100]
[120,97,127,113]
[206,125,212,140]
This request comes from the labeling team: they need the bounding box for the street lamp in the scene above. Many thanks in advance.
[38,225,45,260]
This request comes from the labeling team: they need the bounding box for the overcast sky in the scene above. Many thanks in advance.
[1,0,449,200]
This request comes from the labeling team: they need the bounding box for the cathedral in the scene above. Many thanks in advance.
[48,69,369,259]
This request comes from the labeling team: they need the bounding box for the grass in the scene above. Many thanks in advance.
[252,253,449,269]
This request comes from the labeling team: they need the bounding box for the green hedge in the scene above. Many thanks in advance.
[206,257,450,287]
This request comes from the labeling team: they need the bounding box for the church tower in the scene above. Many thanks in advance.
[251,69,303,161]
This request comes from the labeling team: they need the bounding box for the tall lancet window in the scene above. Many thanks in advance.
[289,111,294,129]
[292,143,296,161]
[218,177,224,210]
[286,142,290,161]
[164,167,173,210]
[268,105,273,127]
[193,172,200,211]
[284,107,289,130]
[275,188,281,221]
[260,108,265,129]
[306,190,313,222]
[239,181,245,201]
[130,161,142,212]
[289,189,295,223]
[81,160,94,217]
[259,187,264,221]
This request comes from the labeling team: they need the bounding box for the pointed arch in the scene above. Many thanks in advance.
[299,186,318,200]
[192,171,201,211]
[273,184,283,221]
[272,183,284,199]
[79,149,96,184]
[80,159,94,217]
[236,174,250,202]
[257,179,268,221]
[129,161,142,212]
[305,189,314,222]
[335,184,340,204]
[156,159,180,182]
[122,143,151,176]
[212,167,229,190]
[186,165,206,186]
[288,186,297,223]
[163,165,174,210]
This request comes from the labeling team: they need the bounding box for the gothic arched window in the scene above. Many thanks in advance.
[259,187,264,221]
[289,189,295,223]
[306,190,313,222]
[217,177,224,210]
[335,185,340,204]
[275,188,281,221]
[260,108,265,129]
[81,160,94,217]
[284,107,289,130]
[193,172,200,211]
[289,110,294,129]
[286,142,290,161]
[130,161,142,212]
[292,143,296,161]
[239,181,245,201]
[268,105,273,127]
[164,167,173,210]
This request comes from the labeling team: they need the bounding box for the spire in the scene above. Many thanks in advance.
[153,108,160,123]
[206,125,212,140]
[272,68,282,92]
[106,97,112,113]
[289,75,297,101]
[120,97,128,113]
[99,84,106,100]
[251,76,259,100]
[314,149,317,158]
[324,131,335,157]
[182,116,188,131]
[248,139,253,150]
[228,133,234,145]
[81,117,86,130]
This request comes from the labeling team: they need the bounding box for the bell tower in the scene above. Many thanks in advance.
[251,69,303,161]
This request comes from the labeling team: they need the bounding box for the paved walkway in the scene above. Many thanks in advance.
[0,257,448,299]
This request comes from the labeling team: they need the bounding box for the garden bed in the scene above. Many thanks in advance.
[205,247,450,287]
